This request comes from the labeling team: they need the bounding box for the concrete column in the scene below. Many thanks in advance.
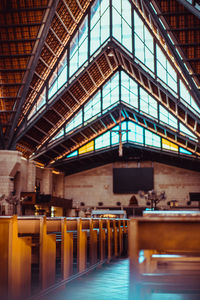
[41,168,53,195]
[52,173,64,198]
[26,160,36,192]
[0,151,22,197]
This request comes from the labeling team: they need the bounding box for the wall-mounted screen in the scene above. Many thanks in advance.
[113,168,154,194]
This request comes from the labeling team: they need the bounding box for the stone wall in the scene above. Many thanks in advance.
[0,151,36,215]
[0,151,36,197]
[64,161,200,208]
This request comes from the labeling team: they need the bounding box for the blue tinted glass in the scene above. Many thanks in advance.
[179,147,192,155]
[67,150,78,158]
[52,129,64,141]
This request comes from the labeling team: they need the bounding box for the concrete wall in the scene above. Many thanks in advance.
[64,161,200,208]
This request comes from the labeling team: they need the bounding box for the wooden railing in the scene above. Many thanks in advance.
[0,216,129,300]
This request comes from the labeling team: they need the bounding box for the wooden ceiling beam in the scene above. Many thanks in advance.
[8,0,60,149]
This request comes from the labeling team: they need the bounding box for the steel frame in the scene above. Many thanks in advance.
[176,0,200,19]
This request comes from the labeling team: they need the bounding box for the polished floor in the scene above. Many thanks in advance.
[49,259,200,300]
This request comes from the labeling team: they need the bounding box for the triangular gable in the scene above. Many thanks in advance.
[24,0,200,166]
[50,70,198,147]
[27,0,199,124]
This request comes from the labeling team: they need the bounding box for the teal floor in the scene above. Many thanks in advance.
[49,259,200,300]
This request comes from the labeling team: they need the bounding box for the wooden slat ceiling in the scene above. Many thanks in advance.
[0,0,48,135]
[17,0,92,127]
[0,0,92,146]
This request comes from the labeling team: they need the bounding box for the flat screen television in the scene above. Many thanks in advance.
[189,193,200,202]
[113,167,154,194]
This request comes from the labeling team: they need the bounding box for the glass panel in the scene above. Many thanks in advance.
[70,16,88,77]
[90,21,101,54]
[28,88,46,119]
[57,65,67,90]
[49,79,58,99]
[112,8,122,43]
[180,80,200,114]
[135,35,144,63]
[121,71,138,108]
[65,110,83,134]
[134,11,154,72]
[48,51,67,99]
[122,19,132,52]
[28,105,36,120]
[84,90,101,122]
[79,140,94,154]
[162,138,178,151]
[128,121,144,144]
[102,72,119,110]
[179,147,192,155]
[140,87,158,118]
[101,8,110,44]
[67,150,78,158]
[91,0,108,28]
[179,123,197,140]
[145,129,161,148]
[112,0,132,52]
[111,122,127,145]
[52,128,64,140]
[37,87,46,111]
[159,105,178,129]
[95,131,110,149]
[90,0,109,55]
[156,45,177,93]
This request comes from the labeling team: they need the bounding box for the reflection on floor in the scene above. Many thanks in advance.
[49,259,200,300]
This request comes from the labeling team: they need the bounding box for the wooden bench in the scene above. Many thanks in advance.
[129,216,200,299]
